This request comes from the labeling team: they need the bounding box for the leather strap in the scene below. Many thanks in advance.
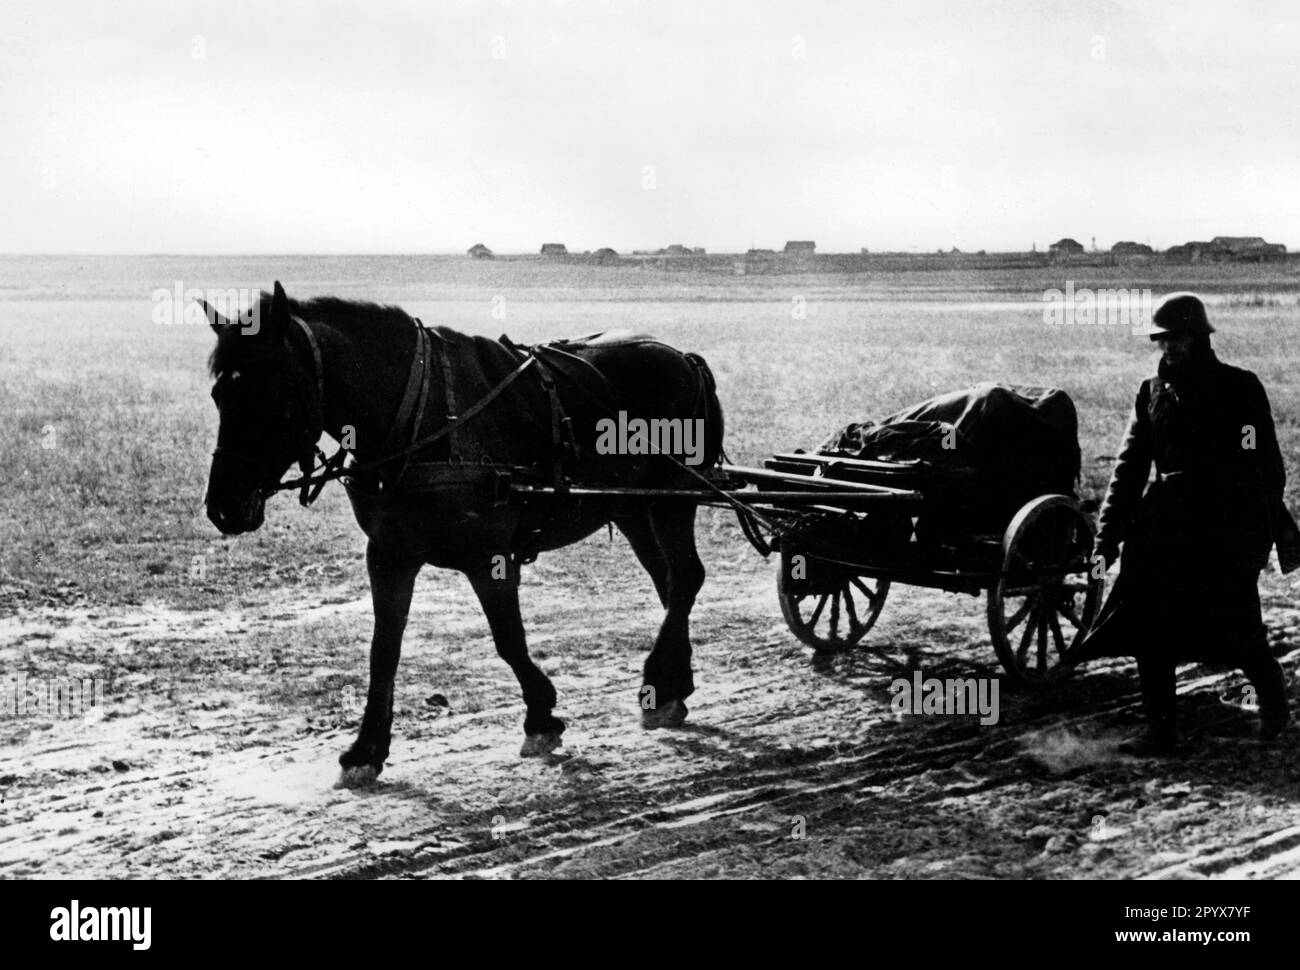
[375,318,430,478]
[531,342,627,416]
[394,326,433,486]
[535,367,571,491]
[362,353,538,470]
[266,322,550,501]
[292,317,325,415]
[427,327,459,458]
[290,317,327,506]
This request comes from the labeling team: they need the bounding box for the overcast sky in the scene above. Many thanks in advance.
[2,0,1297,254]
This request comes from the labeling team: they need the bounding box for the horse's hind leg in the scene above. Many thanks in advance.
[466,562,565,757]
[620,503,704,729]
[615,513,670,610]
[338,540,422,787]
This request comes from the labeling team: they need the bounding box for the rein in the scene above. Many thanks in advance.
[262,316,541,505]
[232,316,711,515]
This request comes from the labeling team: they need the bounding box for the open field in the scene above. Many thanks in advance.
[2,256,1299,878]
[3,256,1299,608]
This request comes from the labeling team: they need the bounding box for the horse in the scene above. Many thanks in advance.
[202,282,724,787]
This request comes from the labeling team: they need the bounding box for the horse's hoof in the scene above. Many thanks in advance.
[642,698,688,729]
[334,764,381,789]
[520,731,564,758]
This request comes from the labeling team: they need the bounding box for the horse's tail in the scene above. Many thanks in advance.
[684,351,725,468]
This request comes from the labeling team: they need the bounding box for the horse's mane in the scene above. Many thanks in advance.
[208,293,415,378]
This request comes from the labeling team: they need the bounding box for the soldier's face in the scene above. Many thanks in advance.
[1153,333,1193,366]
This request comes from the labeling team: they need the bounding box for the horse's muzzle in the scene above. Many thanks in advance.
[206,492,266,535]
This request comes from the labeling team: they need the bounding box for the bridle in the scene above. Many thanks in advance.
[211,316,335,507]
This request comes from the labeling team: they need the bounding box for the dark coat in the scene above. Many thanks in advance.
[1076,350,1290,665]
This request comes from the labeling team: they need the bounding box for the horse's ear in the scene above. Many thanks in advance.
[197,297,227,335]
[267,280,290,341]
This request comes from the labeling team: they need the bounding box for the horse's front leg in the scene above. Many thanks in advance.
[466,561,565,757]
[337,540,422,788]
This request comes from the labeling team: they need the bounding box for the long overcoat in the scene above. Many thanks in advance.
[1075,352,1292,665]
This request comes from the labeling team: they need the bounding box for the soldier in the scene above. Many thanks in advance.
[1080,292,1297,753]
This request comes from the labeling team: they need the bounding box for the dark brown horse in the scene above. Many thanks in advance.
[202,282,723,786]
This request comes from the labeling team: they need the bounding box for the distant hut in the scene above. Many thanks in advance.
[593,247,621,266]
[540,243,569,259]
[468,243,494,260]
[1164,241,1207,263]
[1048,238,1085,260]
[1110,241,1153,264]
[782,240,817,269]
[1208,236,1287,262]
[1164,237,1286,263]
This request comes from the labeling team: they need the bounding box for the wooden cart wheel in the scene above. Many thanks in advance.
[987,495,1103,688]
[777,545,889,653]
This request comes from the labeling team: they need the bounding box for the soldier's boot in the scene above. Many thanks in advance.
[1243,654,1291,742]
[1120,655,1178,755]
[1118,726,1177,756]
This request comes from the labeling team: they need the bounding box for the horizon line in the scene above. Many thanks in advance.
[0,243,1294,258]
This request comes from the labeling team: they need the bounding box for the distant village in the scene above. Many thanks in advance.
[464,235,1291,274]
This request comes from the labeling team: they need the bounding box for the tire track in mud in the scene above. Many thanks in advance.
[301,651,1299,879]
[2,571,1298,879]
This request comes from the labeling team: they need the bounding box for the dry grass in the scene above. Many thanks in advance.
[1,258,1297,610]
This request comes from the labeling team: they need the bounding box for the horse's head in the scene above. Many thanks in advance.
[203,281,322,535]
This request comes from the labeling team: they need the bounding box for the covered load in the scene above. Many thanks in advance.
[816,383,1082,537]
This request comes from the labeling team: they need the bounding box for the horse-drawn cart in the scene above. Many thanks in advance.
[725,383,1104,686]
[515,382,1105,688]
[714,453,1102,686]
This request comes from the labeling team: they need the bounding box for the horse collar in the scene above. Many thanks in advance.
[291,316,326,417]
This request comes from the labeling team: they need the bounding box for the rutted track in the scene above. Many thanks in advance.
[2,549,1299,880]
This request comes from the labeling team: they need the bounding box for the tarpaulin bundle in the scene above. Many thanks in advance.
[816,383,1082,537]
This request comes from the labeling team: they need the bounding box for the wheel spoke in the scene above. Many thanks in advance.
[829,590,841,640]
[1005,592,1037,633]
[842,583,861,629]
[1056,597,1081,629]
[1049,611,1068,657]
[807,592,830,628]
[1016,606,1037,663]
[1036,612,1048,672]
[850,577,878,606]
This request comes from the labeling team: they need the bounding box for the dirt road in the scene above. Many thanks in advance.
[3,532,1299,880]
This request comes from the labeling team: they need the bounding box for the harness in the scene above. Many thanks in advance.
[214,312,737,570]
[261,315,603,506]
